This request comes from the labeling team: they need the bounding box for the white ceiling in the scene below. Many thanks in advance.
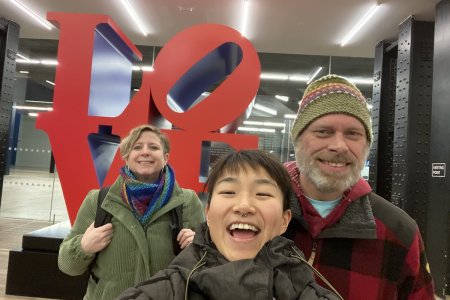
[0,0,439,122]
[0,0,437,58]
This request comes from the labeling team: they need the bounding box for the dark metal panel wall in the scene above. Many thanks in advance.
[368,42,382,192]
[391,17,434,235]
[369,41,397,200]
[0,18,19,207]
[427,0,450,295]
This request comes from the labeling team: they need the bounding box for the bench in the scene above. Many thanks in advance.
[6,221,88,299]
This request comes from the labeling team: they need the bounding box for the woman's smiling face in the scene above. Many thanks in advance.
[126,131,168,183]
[205,165,291,261]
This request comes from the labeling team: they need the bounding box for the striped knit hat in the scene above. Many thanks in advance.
[290,74,372,143]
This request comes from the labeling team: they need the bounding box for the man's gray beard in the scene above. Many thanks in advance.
[295,143,368,194]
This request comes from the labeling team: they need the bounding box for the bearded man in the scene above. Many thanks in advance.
[283,74,434,300]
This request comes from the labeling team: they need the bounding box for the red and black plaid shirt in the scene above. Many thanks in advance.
[284,161,435,300]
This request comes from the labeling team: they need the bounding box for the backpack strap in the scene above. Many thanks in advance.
[89,186,111,284]
[170,205,183,255]
[94,186,112,228]
[88,187,182,285]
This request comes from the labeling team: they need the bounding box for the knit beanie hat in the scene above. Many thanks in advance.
[290,74,373,144]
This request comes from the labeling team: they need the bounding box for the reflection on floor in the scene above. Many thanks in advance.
[1,168,68,222]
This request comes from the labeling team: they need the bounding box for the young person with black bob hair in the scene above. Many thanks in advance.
[118,149,342,300]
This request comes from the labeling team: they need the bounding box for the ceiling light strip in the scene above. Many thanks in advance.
[141,66,154,72]
[284,114,297,119]
[238,127,276,133]
[275,95,289,102]
[15,54,374,85]
[346,77,374,85]
[243,121,285,127]
[253,103,277,115]
[263,121,285,128]
[16,59,40,64]
[13,105,53,111]
[241,0,249,37]
[9,0,53,30]
[340,4,379,47]
[41,60,58,65]
[288,75,309,82]
[17,53,29,60]
[120,0,148,36]
[260,72,372,84]
[306,66,323,84]
[243,120,263,126]
[25,100,52,104]
[16,59,58,65]
[260,73,289,80]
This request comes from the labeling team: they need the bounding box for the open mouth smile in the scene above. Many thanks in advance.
[227,223,260,239]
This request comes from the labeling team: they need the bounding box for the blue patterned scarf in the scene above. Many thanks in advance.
[119,164,175,226]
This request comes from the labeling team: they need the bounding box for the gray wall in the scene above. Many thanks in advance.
[15,114,51,169]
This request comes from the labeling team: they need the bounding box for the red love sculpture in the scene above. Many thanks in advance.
[36,13,260,224]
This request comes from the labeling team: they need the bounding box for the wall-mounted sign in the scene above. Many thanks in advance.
[432,163,446,177]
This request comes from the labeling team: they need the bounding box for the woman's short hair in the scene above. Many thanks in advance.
[204,149,292,211]
[119,124,170,160]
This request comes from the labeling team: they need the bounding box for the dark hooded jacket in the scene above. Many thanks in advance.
[118,222,341,300]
